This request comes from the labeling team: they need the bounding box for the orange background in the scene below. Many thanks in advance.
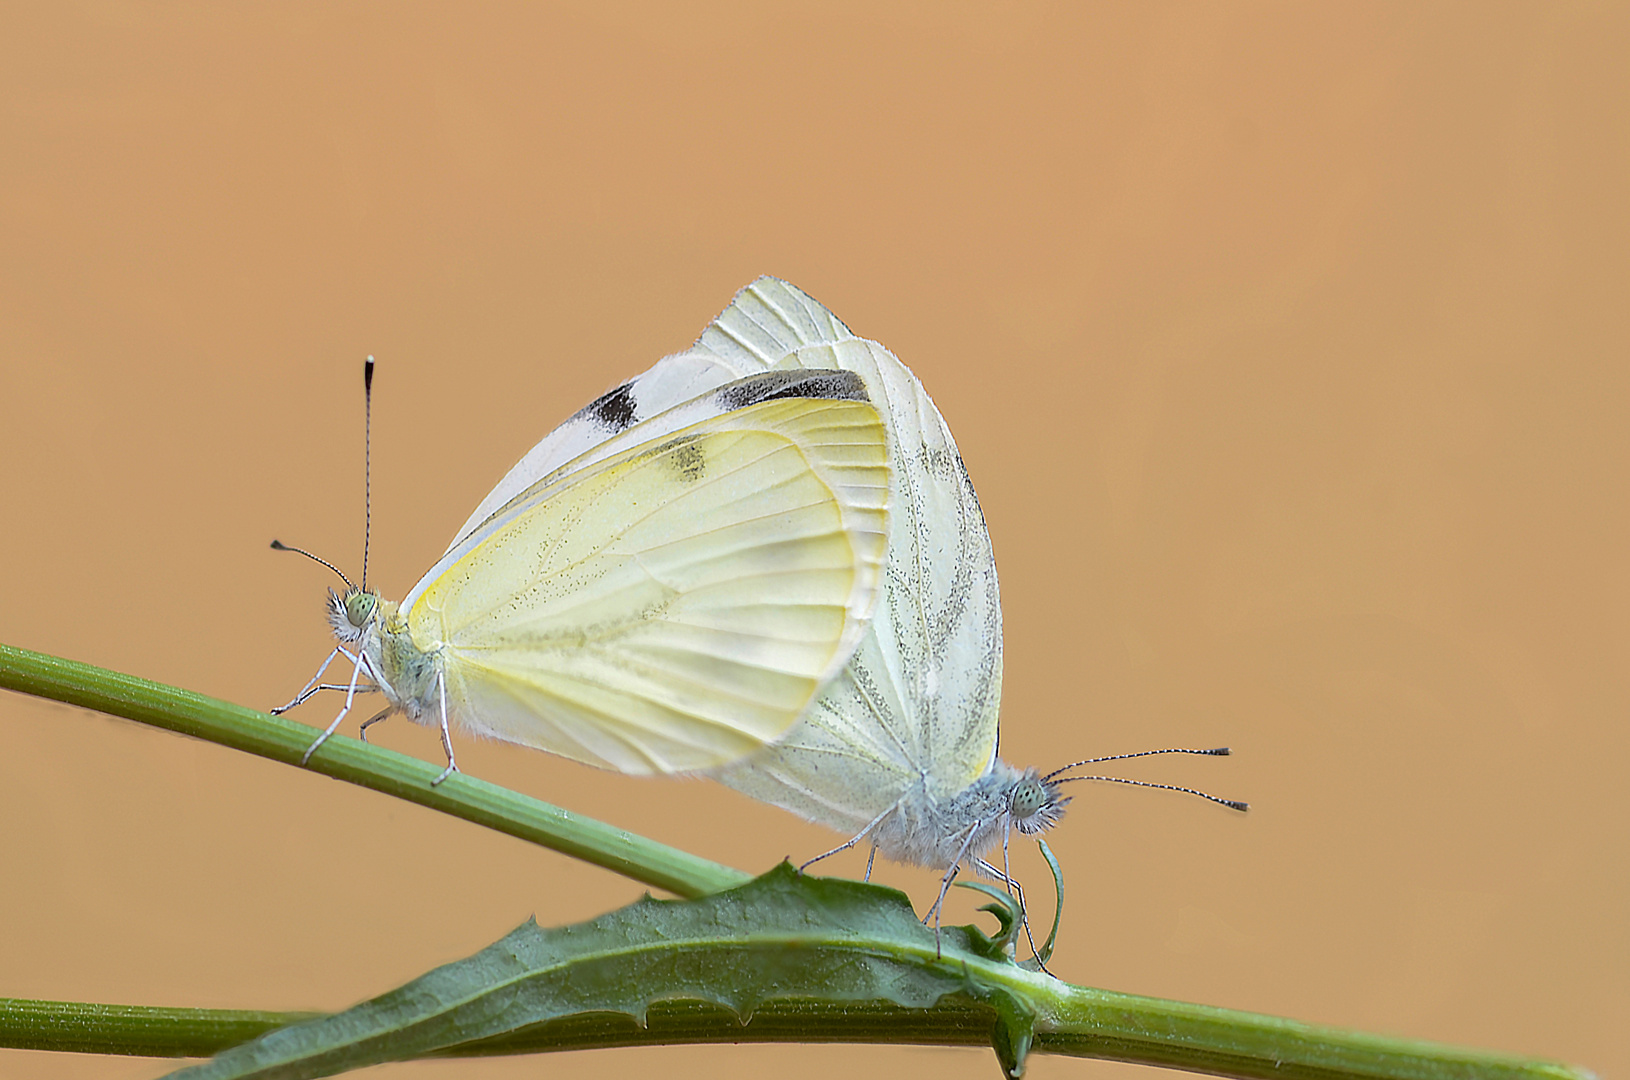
[2,5,1625,1079]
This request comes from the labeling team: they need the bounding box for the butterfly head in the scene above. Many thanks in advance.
[328,586,382,644]
[1008,769,1072,836]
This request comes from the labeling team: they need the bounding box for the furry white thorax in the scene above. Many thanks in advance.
[869,758,1070,871]
[328,587,442,724]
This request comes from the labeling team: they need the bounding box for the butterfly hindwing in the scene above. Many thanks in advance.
[406,392,889,775]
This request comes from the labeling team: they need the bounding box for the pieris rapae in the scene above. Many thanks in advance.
[279,279,1241,950]
[611,278,1245,941]
[277,361,891,784]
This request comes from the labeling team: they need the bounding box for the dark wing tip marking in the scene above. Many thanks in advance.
[712,370,869,411]
[579,381,639,432]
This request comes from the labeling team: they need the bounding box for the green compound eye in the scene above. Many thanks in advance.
[345,591,377,628]
[1010,777,1049,820]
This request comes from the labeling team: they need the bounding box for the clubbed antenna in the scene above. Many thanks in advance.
[1043,746,1231,781]
[361,356,375,594]
[1050,774,1248,812]
[1045,746,1246,812]
[270,539,354,590]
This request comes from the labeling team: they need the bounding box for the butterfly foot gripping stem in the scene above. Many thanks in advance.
[299,729,334,767]
[428,674,460,786]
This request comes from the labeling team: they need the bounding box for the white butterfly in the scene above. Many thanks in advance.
[665,279,1057,912]
[277,362,891,784]
[626,279,1244,936]
[281,279,1240,944]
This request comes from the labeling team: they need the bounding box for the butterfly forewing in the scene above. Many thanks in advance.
[691,277,857,366]
[709,289,1005,835]
[446,358,760,551]
[406,396,889,775]
[444,276,868,554]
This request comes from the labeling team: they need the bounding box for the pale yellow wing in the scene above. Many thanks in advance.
[404,395,889,775]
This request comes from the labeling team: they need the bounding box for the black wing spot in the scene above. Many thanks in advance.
[644,434,708,482]
[579,381,639,432]
[669,441,706,482]
[713,369,869,411]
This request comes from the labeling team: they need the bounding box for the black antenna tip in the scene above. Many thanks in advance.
[363,355,375,390]
[1205,747,1232,756]
[1224,799,1250,812]
[270,539,289,551]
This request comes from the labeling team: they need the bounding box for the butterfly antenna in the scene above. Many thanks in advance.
[361,356,375,594]
[269,539,355,591]
[1043,746,1231,781]
[1051,773,1248,812]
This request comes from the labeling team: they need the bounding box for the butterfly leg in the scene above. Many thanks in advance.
[273,646,359,714]
[300,649,371,765]
[309,683,381,697]
[925,824,985,957]
[864,840,878,883]
[974,855,1048,973]
[798,804,894,873]
[358,705,395,743]
[998,820,1045,967]
[430,670,459,786]
[925,863,961,957]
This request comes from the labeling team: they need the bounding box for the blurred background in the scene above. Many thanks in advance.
[2,4,1624,1079]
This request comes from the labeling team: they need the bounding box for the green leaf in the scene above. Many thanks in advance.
[946,883,1036,1076]
[1029,839,1064,969]
[160,865,1034,1080]
[953,879,1023,958]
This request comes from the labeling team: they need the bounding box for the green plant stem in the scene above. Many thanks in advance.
[0,644,1593,1080]
[1,994,1588,1080]
[0,643,747,898]
[0,999,313,1058]
[1031,984,1587,1080]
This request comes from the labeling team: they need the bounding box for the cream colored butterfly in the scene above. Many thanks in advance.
[568,279,1245,936]
[275,362,891,784]
[279,280,1240,944]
